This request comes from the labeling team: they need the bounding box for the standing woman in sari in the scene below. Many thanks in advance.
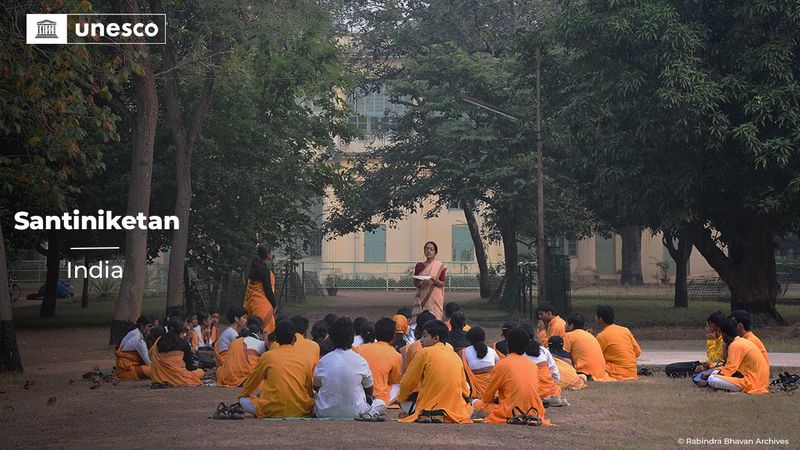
[412,241,447,320]
[243,243,277,334]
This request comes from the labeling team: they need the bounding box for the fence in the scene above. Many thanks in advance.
[302,260,486,291]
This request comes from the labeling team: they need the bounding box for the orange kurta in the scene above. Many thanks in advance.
[356,341,403,404]
[149,339,203,387]
[535,361,562,398]
[216,338,260,387]
[706,335,724,366]
[239,344,315,417]
[477,353,551,425]
[114,349,151,380]
[716,337,769,394]
[537,315,566,348]
[243,275,276,334]
[397,343,472,423]
[563,329,608,381]
[596,324,641,381]
[743,331,769,367]
[403,339,454,372]
[460,350,493,399]
[554,357,587,390]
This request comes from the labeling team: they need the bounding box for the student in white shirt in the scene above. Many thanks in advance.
[313,317,386,420]
[464,327,500,373]
[218,305,249,354]
[115,314,155,380]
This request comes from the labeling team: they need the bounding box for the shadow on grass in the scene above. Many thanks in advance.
[12,294,167,330]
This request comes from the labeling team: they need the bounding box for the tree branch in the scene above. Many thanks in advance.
[152,50,232,79]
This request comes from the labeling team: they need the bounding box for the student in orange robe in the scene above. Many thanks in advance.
[393,313,411,351]
[703,318,769,394]
[216,324,267,387]
[521,324,566,406]
[214,305,249,366]
[537,302,566,348]
[289,315,321,370]
[149,317,203,387]
[492,321,518,358]
[472,328,551,425]
[243,243,277,334]
[595,305,641,381]
[461,327,499,399]
[730,310,769,367]
[192,310,215,351]
[238,320,315,417]
[563,313,608,381]
[115,314,154,380]
[402,310,436,371]
[356,318,403,405]
[397,320,473,423]
[443,302,472,332]
[548,336,587,390]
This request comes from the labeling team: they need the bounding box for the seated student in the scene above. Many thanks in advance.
[356,318,403,406]
[215,305,249,365]
[311,320,334,358]
[443,303,471,331]
[702,318,769,394]
[696,311,727,374]
[595,305,641,381]
[563,313,608,381]
[216,324,268,387]
[392,314,411,351]
[239,320,315,417]
[446,311,470,353]
[397,320,473,423]
[314,317,387,419]
[115,314,155,380]
[323,313,339,327]
[548,336,587,390]
[492,321,518,358]
[360,321,376,345]
[289,315,321,370]
[191,310,214,351]
[396,307,416,346]
[461,327,500,399]
[730,310,769,367]
[208,306,221,341]
[352,317,368,347]
[150,317,204,387]
[537,302,567,348]
[521,324,565,406]
[402,310,436,371]
[472,328,551,425]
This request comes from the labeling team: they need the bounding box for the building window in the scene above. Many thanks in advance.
[364,225,386,262]
[452,225,474,262]
[552,237,577,258]
[346,87,408,137]
[308,229,322,257]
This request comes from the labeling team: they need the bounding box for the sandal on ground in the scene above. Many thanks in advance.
[227,402,245,419]
[212,402,232,420]
[355,411,386,422]
[428,408,446,424]
[506,406,542,426]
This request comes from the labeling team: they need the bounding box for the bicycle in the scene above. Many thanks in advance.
[8,272,22,303]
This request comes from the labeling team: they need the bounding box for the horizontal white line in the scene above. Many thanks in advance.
[69,247,120,250]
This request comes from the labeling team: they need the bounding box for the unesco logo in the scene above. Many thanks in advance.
[26,13,166,45]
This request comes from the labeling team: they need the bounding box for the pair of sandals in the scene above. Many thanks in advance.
[212,402,245,420]
[506,406,542,426]
[415,408,446,423]
[354,411,387,422]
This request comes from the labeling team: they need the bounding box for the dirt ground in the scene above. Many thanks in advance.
[2,291,799,449]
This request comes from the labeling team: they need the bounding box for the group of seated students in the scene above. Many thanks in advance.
[114,299,773,424]
[694,310,771,394]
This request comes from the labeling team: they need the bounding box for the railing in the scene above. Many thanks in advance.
[9,259,168,295]
[300,260,487,290]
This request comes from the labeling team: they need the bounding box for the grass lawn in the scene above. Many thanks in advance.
[12,295,167,330]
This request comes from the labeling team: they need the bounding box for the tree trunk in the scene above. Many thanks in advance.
[81,255,90,308]
[39,230,61,318]
[462,202,491,298]
[498,206,519,309]
[160,24,222,317]
[664,230,692,308]
[619,224,643,285]
[110,0,159,346]
[686,220,784,325]
[0,223,23,372]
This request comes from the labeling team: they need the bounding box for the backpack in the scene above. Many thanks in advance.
[665,361,700,378]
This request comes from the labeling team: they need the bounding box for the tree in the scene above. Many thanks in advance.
[1,0,121,368]
[537,0,800,323]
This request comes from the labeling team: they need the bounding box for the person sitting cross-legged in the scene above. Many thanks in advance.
[729,310,769,368]
[397,320,473,423]
[115,314,155,381]
[548,336,587,390]
[472,328,551,425]
[595,305,641,381]
[701,318,769,394]
[313,317,387,420]
[536,302,566,349]
[355,318,403,407]
[238,320,315,417]
[216,323,268,388]
[563,313,608,381]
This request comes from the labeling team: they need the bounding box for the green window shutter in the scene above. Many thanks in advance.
[364,225,386,262]
[595,237,616,275]
[452,225,474,262]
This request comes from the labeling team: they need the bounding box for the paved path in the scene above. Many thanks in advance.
[639,350,800,367]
